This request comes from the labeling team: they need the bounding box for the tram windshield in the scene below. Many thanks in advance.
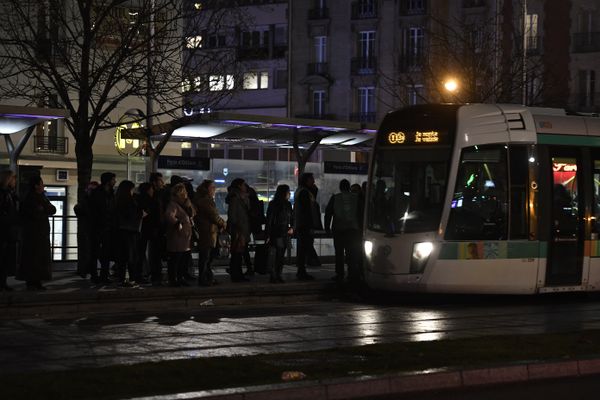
[368,148,450,234]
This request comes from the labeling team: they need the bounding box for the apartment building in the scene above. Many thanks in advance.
[289,0,600,119]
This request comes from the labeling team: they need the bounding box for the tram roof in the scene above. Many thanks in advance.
[0,105,68,135]
[123,111,378,150]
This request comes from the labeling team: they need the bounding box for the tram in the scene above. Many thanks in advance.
[363,103,600,294]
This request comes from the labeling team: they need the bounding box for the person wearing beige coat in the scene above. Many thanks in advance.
[193,180,226,286]
[164,183,194,287]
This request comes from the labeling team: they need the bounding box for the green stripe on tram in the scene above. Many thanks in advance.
[537,134,600,147]
[439,241,547,260]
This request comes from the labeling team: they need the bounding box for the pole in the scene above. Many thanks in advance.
[522,0,527,105]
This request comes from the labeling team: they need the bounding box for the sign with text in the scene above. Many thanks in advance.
[158,156,210,170]
[324,161,368,175]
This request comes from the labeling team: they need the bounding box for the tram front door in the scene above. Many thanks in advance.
[546,153,584,286]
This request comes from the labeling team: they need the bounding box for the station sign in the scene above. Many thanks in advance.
[158,156,210,170]
[324,161,368,175]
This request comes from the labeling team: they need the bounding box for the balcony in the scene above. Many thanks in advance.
[524,36,543,55]
[399,54,423,72]
[574,93,600,113]
[237,46,269,60]
[350,112,377,123]
[307,62,328,75]
[351,57,377,75]
[399,1,426,15]
[351,2,377,19]
[34,136,68,154]
[573,32,600,53]
[308,7,329,20]
[295,113,336,120]
[463,0,486,7]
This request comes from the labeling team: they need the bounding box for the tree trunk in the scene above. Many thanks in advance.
[74,130,94,275]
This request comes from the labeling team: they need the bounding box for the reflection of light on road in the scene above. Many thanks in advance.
[406,311,445,342]
[352,309,383,346]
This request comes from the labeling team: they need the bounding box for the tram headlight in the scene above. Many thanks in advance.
[364,240,373,259]
[410,242,434,273]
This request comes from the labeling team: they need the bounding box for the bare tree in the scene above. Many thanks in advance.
[378,2,549,109]
[0,0,249,201]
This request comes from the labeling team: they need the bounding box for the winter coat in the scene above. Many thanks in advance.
[266,199,293,244]
[193,189,226,249]
[115,198,144,233]
[137,193,161,238]
[17,191,56,282]
[293,186,321,231]
[325,192,361,232]
[89,186,115,232]
[0,187,19,241]
[226,187,251,243]
[164,199,193,253]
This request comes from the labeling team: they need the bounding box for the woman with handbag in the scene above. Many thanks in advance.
[225,178,250,282]
[193,180,226,286]
[265,184,293,283]
[164,183,194,287]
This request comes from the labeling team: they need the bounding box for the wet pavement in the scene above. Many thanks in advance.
[3,295,600,374]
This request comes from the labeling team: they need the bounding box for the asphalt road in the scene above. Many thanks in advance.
[2,294,600,374]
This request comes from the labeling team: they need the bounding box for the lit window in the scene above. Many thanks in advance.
[186,35,203,49]
[194,76,203,91]
[194,3,203,10]
[209,75,225,91]
[243,71,269,89]
[225,74,235,90]
[181,79,191,93]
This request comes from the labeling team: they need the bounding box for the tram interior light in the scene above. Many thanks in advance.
[364,240,373,259]
[411,242,433,274]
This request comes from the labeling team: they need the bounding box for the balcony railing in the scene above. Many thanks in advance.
[351,57,377,75]
[351,2,377,19]
[307,62,328,75]
[350,112,377,123]
[399,54,424,72]
[34,136,68,154]
[295,113,336,120]
[523,35,543,55]
[574,92,600,113]
[237,46,269,60]
[573,32,600,53]
[308,7,329,20]
[463,0,486,7]
[399,1,426,15]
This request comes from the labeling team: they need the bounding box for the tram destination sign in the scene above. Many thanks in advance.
[324,161,368,175]
[158,156,210,170]
[379,129,451,146]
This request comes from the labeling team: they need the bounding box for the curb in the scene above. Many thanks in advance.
[127,358,600,400]
[0,281,336,319]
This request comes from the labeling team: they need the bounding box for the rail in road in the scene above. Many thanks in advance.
[2,297,600,374]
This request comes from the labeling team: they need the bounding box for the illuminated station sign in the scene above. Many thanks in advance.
[385,130,442,145]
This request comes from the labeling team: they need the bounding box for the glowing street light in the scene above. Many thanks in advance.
[444,79,459,93]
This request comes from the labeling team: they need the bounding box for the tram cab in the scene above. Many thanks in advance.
[363,103,600,294]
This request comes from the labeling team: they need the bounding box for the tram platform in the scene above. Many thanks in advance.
[0,264,339,319]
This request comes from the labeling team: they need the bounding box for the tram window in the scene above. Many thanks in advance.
[445,145,508,240]
[509,146,529,239]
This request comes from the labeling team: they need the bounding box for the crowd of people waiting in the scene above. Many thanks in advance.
[0,168,365,291]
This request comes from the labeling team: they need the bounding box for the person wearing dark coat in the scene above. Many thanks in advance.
[193,180,226,286]
[243,184,266,275]
[74,181,99,279]
[325,179,362,284]
[16,176,56,290]
[226,178,251,282]
[137,182,161,284]
[89,172,116,284]
[265,184,293,283]
[114,180,145,286]
[0,170,19,291]
[293,173,320,280]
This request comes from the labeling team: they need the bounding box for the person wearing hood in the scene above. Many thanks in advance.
[226,178,251,282]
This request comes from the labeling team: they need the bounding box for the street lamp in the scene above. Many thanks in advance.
[444,78,459,93]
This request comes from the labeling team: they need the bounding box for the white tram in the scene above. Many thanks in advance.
[363,103,600,294]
